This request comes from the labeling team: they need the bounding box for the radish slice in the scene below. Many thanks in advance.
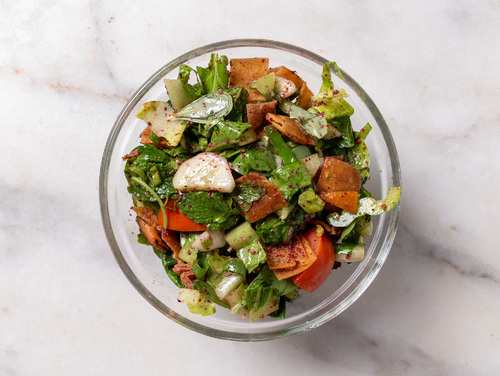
[173,152,236,193]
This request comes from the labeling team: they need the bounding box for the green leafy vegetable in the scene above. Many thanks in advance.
[236,239,267,273]
[231,183,267,212]
[196,53,229,94]
[175,92,233,124]
[154,249,183,287]
[269,161,312,200]
[206,120,252,152]
[124,145,178,202]
[298,188,325,214]
[176,191,240,231]
[243,265,297,321]
[193,280,230,308]
[229,140,277,175]
[265,125,296,164]
[347,123,372,174]
[280,100,329,139]
[254,206,308,246]
[312,61,354,120]
[225,87,249,122]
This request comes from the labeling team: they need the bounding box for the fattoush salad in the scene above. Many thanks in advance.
[123,54,401,321]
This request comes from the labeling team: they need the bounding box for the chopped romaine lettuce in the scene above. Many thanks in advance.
[236,239,267,273]
[298,188,325,214]
[196,53,229,94]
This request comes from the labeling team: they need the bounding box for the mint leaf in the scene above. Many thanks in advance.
[230,142,277,175]
[232,183,267,212]
[175,92,233,124]
[177,191,240,230]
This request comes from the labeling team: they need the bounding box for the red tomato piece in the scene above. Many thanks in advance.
[292,228,336,292]
[158,199,208,232]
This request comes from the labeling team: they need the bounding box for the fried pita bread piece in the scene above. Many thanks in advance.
[266,235,317,280]
[316,157,361,213]
[246,100,277,127]
[265,113,315,146]
[269,66,314,109]
[229,58,270,88]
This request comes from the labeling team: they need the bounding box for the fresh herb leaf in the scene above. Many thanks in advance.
[231,183,267,212]
[230,141,277,176]
[254,206,308,246]
[176,191,240,231]
[226,87,249,122]
[175,92,233,124]
[124,145,177,201]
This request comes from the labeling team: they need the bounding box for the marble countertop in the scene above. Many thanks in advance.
[1,1,499,374]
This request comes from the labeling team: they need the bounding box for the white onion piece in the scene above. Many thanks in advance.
[173,152,235,193]
[191,230,227,252]
[274,76,297,98]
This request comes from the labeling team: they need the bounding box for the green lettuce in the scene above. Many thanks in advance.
[270,161,312,200]
[205,120,252,152]
[312,62,354,120]
[196,53,229,94]
[279,99,329,139]
[236,239,267,273]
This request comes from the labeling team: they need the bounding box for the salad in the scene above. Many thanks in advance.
[123,54,401,321]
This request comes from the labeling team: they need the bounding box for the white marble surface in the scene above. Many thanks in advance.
[1,0,499,374]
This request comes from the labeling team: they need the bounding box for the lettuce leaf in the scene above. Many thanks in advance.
[312,61,354,120]
[270,161,312,199]
[196,53,229,94]
[205,120,252,152]
[236,239,267,273]
[279,99,329,139]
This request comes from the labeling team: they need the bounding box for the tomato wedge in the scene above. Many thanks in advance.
[158,199,208,232]
[292,227,336,292]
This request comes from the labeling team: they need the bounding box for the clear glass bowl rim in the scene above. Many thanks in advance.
[99,38,401,341]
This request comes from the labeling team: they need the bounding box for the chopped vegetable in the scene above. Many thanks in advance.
[173,152,235,193]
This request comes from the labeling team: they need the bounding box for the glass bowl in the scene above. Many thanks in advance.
[99,39,401,341]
